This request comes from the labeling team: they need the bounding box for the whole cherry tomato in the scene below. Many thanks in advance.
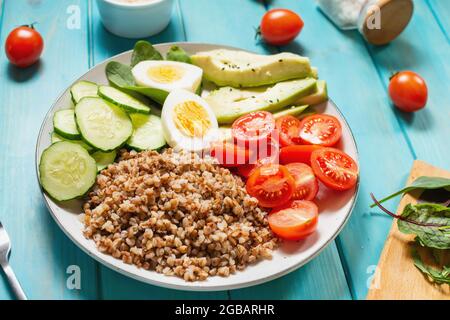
[259,9,304,46]
[5,25,44,68]
[388,71,428,112]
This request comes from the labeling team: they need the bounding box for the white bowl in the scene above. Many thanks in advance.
[96,0,174,39]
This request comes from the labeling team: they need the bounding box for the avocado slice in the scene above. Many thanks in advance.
[273,105,309,119]
[297,80,328,106]
[205,78,317,124]
[192,49,313,87]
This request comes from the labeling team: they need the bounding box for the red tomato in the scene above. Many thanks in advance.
[246,164,295,208]
[237,152,279,179]
[232,111,275,148]
[285,163,318,201]
[259,9,304,46]
[388,71,428,112]
[279,145,323,165]
[311,148,358,191]
[210,142,251,167]
[298,114,342,147]
[268,200,318,240]
[275,115,302,147]
[5,25,44,68]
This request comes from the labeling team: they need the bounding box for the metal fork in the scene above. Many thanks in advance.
[0,222,27,300]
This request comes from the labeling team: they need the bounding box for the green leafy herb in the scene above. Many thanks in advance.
[105,61,168,105]
[370,176,450,208]
[130,41,163,67]
[166,46,191,64]
[412,247,450,284]
[398,203,450,249]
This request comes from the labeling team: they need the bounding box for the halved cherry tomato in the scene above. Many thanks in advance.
[276,115,302,147]
[279,145,323,165]
[389,71,428,112]
[237,152,279,179]
[311,148,358,191]
[298,114,342,147]
[210,142,251,167]
[246,164,295,208]
[268,200,318,240]
[232,111,275,148]
[285,163,318,201]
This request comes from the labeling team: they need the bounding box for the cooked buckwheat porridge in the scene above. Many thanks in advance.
[82,148,277,281]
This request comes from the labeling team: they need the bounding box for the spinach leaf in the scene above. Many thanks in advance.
[166,46,192,64]
[131,41,163,67]
[106,61,168,105]
[370,176,450,207]
[398,203,450,249]
[412,247,450,284]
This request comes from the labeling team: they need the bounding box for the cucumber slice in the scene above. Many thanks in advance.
[53,109,81,139]
[51,132,95,153]
[98,85,150,114]
[39,141,97,201]
[91,150,117,172]
[127,114,166,151]
[70,81,99,104]
[75,97,133,152]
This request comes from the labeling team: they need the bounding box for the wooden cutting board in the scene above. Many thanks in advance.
[367,160,450,300]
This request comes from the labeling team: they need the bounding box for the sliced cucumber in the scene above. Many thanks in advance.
[53,109,81,140]
[39,141,97,201]
[91,150,117,172]
[273,105,309,119]
[51,132,95,153]
[70,81,99,104]
[98,85,151,114]
[127,114,166,151]
[75,97,133,152]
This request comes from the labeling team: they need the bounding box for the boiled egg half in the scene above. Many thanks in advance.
[132,60,202,93]
[161,89,219,152]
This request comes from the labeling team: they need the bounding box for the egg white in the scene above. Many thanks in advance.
[132,60,203,93]
[161,89,219,152]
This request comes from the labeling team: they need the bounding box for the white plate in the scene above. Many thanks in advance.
[35,43,359,291]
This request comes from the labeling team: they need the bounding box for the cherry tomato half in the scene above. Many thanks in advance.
[279,145,323,165]
[237,151,280,179]
[246,164,295,208]
[285,163,319,201]
[5,25,44,68]
[268,200,318,240]
[388,71,428,112]
[276,115,302,147]
[298,114,342,147]
[310,148,358,191]
[210,142,251,167]
[232,111,275,148]
[260,9,304,46]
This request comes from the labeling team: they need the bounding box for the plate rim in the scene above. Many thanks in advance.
[35,42,360,292]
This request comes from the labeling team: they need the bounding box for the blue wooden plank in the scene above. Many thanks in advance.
[268,0,417,299]
[427,0,450,42]
[179,0,352,300]
[0,0,99,299]
[91,0,227,299]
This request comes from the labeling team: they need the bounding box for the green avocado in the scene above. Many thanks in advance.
[191,49,313,87]
[297,80,328,106]
[205,78,317,124]
[273,105,309,119]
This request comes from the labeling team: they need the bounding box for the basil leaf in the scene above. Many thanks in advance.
[370,176,450,207]
[412,247,450,284]
[105,61,168,105]
[398,203,450,249]
[131,41,163,67]
[166,46,192,64]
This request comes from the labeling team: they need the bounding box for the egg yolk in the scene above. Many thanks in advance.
[147,65,185,84]
[173,101,211,138]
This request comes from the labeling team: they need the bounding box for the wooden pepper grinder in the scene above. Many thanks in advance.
[359,0,414,45]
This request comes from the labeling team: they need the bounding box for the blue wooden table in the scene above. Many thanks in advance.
[0,0,448,300]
